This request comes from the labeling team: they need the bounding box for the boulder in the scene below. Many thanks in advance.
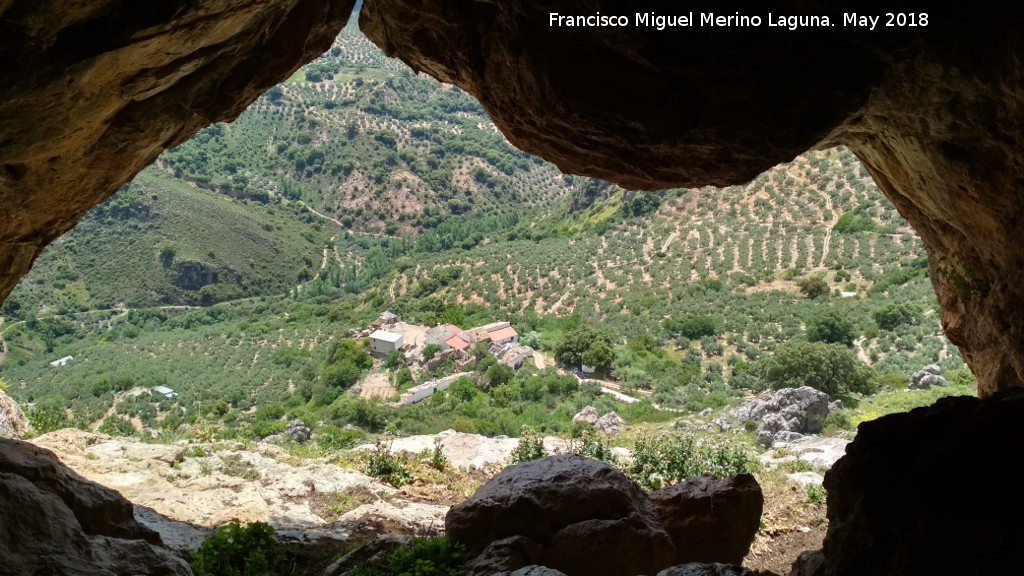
[648,474,763,565]
[284,419,313,443]
[909,365,948,390]
[733,387,831,447]
[0,438,190,575]
[571,406,599,426]
[0,389,31,440]
[594,412,625,435]
[446,454,675,576]
[822,391,1024,575]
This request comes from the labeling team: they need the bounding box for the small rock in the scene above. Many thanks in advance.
[773,431,805,444]
[594,412,625,435]
[698,408,713,417]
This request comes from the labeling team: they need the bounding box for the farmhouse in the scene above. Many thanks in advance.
[369,330,404,355]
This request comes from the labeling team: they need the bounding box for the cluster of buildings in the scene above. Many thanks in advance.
[365,313,537,405]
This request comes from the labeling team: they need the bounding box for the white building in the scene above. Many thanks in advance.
[369,330,404,355]
[49,356,73,368]
[399,373,467,405]
[152,385,179,399]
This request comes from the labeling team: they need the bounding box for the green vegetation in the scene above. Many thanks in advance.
[0,25,971,447]
[353,537,466,576]
[761,342,875,398]
[190,521,292,576]
[629,435,753,489]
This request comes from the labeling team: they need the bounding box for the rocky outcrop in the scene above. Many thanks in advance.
[729,387,831,447]
[822,391,1024,575]
[0,438,191,575]
[909,364,948,390]
[0,389,31,439]
[446,454,676,576]
[648,474,763,566]
[571,406,599,426]
[0,0,356,308]
[758,437,850,471]
[321,534,413,576]
[29,428,444,534]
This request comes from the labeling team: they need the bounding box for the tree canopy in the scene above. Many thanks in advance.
[554,324,613,366]
[760,341,875,398]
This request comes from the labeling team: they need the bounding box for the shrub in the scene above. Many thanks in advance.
[361,536,466,576]
[629,435,753,489]
[510,427,546,464]
[190,521,291,576]
[568,429,617,465]
[422,344,443,360]
[806,484,827,506]
[317,426,368,450]
[797,277,829,299]
[364,441,412,487]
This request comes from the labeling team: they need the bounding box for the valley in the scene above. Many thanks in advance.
[0,16,979,576]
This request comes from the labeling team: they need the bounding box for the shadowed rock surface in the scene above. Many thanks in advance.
[649,474,763,566]
[0,438,191,575]
[446,454,675,576]
[822,391,1024,575]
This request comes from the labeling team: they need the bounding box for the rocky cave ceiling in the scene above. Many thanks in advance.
[1,1,1023,395]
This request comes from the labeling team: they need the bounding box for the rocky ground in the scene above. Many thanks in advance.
[21,424,848,575]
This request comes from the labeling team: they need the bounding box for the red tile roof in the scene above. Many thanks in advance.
[488,326,519,342]
[445,336,471,351]
[445,324,462,333]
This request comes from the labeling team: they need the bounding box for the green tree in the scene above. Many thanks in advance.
[582,341,614,373]
[760,341,875,398]
[797,277,830,299]
[520,330,542,348]
[872,302,923,331]
[486,363,514,389]
[806,308,856,346]
[423,343,443,360]
[555,324,613,366]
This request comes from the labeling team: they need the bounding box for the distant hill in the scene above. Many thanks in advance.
[157,21,573,236]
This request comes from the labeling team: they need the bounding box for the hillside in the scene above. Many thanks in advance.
[0,26,974,445]
[157,20,572,236]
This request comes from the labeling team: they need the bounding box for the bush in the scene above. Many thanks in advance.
[364,441,412,487]
[317,425,368,450]
[422,344,443,360]
[190,521,291,576]
[568,429,617,465]
[510,427,546,464]
[872,302,922,331]
[629,435,753,489]
[354,536,466,576]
